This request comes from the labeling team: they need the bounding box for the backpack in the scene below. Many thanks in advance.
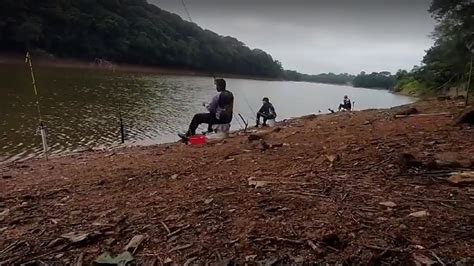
[218,90,234,121]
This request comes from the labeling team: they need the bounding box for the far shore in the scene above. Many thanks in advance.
[0,54,357,87]
[0,54,284,82]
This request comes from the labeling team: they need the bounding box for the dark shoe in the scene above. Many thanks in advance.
[178,132,190,142]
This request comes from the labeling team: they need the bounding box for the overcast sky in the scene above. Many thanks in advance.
[149,0,435,75]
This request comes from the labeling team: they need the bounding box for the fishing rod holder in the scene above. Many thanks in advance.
[35,123,48,135]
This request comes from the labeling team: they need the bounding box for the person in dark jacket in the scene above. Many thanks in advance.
[338,95,352,111]
[256,97,276,127]
[179,79,234,138]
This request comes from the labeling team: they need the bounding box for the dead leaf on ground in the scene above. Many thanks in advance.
[379,201,397,208]
[408,211,429,218]
[448,172,474,185]
[124,234,146,254]
[94,251,134,265]
[0,209,10,221]
[248,178,270,189]
[326,154,340,163]
[61,232,90,243]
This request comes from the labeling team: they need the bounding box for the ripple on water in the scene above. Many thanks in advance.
[0,68,415,163]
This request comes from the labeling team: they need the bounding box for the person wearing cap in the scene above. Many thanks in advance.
[338,95,352,111]
[179,78,234,138]
[256,97,277,127]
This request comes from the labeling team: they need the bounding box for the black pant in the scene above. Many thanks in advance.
[339,104,351,111]
[256,112,275,126]
[188,113,230,135]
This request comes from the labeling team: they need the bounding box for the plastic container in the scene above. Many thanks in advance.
[267,119,276,127]
[189,135,207,145]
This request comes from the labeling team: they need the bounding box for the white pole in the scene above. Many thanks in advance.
[40,123,48,160]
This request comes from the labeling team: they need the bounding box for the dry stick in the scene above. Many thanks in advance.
[406,197,467,203]
[184,257,198,266]
[167,224,190,238]
[307,240,320,252]
[0,240,24,257]
[249,236,303,245]
[431,251,446,266]
[362,244,407,253]
[75,253,84,266]
[160,221,171,234]
[169,243,193,252]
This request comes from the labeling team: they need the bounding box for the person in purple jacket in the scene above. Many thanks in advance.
[179,78,234,138]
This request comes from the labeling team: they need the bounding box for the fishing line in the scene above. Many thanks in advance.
[180,0,255,128]
[239,88,257,117]
[181,0,193,23]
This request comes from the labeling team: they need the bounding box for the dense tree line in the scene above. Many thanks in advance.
[4,0,466,91]
[283,70,354,85]
[352,71,396,89]
[0,0,283,77]
[395,0,473,94]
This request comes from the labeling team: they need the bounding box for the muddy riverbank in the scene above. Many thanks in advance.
[0,98,473,264]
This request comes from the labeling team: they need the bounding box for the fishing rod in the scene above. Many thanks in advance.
[118,104,125,144]
[180,0,252,130]
[238,113,249,131]
[25,52,49,160]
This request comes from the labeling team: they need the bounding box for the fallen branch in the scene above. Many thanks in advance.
[249,236,303,245]
[394,113,452,119]
[362,244,407,253]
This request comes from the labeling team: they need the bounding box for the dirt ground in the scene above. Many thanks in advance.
[1,99,473,265]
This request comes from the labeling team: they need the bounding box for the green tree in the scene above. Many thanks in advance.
[0,0,285,78]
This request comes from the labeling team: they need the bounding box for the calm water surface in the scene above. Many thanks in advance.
[0,64,415,163]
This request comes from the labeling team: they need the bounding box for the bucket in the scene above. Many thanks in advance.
[267,119,276,127]
[189,135,207,145]
[212,124,231,139]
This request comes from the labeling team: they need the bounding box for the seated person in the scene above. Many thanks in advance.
[179,79,234,139]
[256,97,277,127]
[338,95,352,111]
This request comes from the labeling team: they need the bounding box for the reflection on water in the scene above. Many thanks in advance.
[0,64,415,163]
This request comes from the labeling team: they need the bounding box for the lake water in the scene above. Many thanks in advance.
[0,64,415,163]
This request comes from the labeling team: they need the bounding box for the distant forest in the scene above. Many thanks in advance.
[1,0,470,92]
[0,0,283,77]
[0,0,400,88]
